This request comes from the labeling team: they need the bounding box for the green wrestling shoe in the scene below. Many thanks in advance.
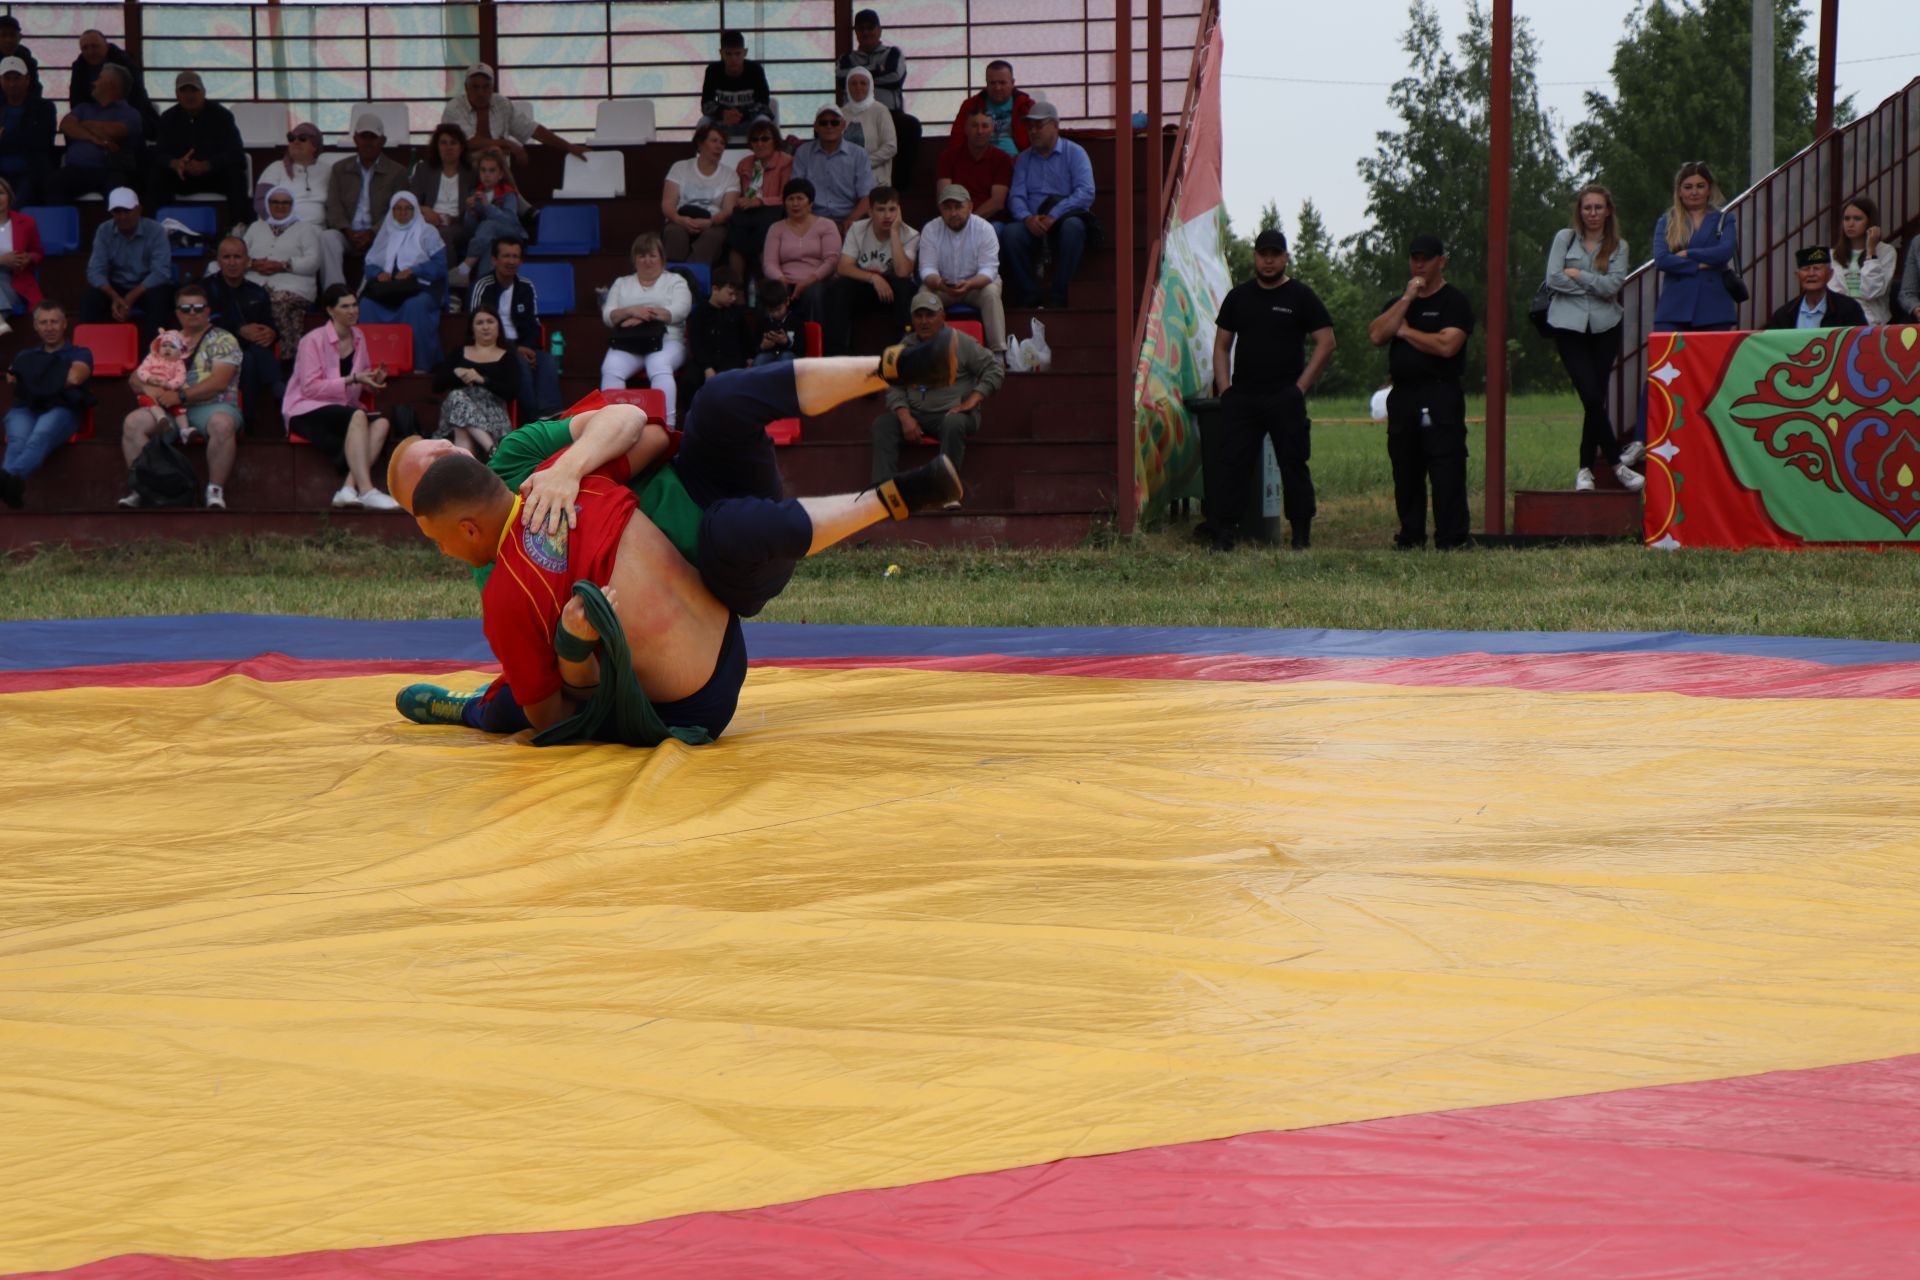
[396,683,484,726]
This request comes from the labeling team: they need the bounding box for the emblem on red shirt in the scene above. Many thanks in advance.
[521,522,569,573]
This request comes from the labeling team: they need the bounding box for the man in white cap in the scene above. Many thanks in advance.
[791,102,872,234]
[51,61,143,203]
[82,187,173,342]
[0,54,55,205]
[153,70,250,223]
[324,113,406,254]
[916,183,1005,352]
[441,63,586,174]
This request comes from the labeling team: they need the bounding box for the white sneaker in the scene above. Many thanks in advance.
[331,482,362,509]
[1574,467,1596,492]
[1619,440,1645,467]
[0,315,12,337]
[205,483,227,510]
[1614,462,1646,493]
[118,490,141,509]
[359,489,402,511]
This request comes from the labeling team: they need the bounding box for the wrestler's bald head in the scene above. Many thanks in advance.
[387,434,466,513]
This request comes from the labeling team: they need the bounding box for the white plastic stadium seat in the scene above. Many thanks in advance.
[592,99,655,146]
[346,102,413,148]
[555,151,626,199]
[232,101,292,149]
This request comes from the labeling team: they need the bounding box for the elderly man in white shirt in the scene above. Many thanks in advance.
[916,183,1004,352]
[440,62,587,172]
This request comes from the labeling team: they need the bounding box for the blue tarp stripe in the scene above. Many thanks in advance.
[4,615,1920,673]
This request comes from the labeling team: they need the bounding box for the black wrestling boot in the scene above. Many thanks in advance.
[1290,520,1311,550]
[874,454,964,520]
[877,327,959,389]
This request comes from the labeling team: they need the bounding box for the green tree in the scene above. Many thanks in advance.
[1287,199,1382,397]
[1351,1,1571,392]
[1570,0,1850,249]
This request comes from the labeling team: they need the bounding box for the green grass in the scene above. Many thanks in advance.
[7,391,1920,644]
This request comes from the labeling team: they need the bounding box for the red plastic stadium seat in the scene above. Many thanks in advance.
[74,323,139,378]
[764,418,801,445]
[359,324,414,376]
[69,408,96,444]
[597,387,668,421]
[803,321,824,358]
[950,319,985,344]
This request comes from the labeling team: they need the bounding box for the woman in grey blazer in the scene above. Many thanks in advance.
[407,123,477,271]
[1543,183,1638,492]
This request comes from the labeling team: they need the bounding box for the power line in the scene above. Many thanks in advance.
[1224,51,1918,91]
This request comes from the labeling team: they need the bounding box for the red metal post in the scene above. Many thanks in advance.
[478,1,498,85]
[1114,0,1136,532]
[1814,0,1838,136]
[1484,0,1511,537]
[1147,0,1163,235]
[833,0,854,69]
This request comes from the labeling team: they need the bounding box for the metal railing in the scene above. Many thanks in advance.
[0,0,1201,144]
[1607,76,1920,432]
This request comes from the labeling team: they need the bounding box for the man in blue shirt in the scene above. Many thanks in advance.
[50,61,143,203]
[82,187,174,344]
[997,101,1098,310]
[1766,245,1868,331]
[791,103,872,234]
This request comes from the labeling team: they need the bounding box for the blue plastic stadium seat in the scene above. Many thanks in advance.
[157,205,220,256]
[23,206,81,256]
[669,261,710,300]
[520,262,575,316]
[530,205,600,257]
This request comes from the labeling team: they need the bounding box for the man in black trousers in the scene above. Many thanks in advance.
[1368,233,1475,550]
[1208,229,1335,550]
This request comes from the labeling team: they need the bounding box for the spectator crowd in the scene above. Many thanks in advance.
[0,11,1098,513]
[3,13,1915,550]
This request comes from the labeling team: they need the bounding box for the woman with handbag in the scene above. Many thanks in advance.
[599,231,693,425]
[283,283,399,510]
[430,307,518,458]
[1828,194,1899,325]
[357,190,449,372]
[1651,161,1741,333]
[1542,183,1638,493]
[662,124,739,266]
[728,120,792,283]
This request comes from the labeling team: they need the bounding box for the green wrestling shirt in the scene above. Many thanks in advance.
[470,418,705,590]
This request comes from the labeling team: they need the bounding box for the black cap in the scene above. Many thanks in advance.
[0,16,20,31]
[1409,234,1445,258]
[1253,229,1288,254]
[720,28,746,48]
[1795,245,1832,267]
[854,8,881,25]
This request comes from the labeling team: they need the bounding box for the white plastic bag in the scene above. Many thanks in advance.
[1005,318,1052,373]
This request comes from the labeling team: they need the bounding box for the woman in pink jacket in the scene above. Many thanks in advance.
[281,283,400,510]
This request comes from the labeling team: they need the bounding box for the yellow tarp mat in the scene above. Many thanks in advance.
[7,667,1920,1272]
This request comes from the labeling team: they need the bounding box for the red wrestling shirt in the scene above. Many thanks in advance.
[481,455,636,706]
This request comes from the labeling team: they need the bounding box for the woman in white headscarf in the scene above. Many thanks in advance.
[243,184,322,362]
[840,67,897,185]
[356,190,449,370]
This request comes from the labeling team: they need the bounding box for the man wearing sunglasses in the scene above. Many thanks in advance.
[253,122,346,288]
[117,283,244,511]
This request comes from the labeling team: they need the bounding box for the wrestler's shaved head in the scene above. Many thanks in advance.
[387,434,466,512]
[412,452,508,520]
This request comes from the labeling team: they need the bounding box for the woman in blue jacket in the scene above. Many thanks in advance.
[1651,161,1740,331]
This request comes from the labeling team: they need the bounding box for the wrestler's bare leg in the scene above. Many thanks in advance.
[792,357,889,416]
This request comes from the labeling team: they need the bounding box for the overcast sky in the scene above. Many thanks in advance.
[1219,0,1918,241]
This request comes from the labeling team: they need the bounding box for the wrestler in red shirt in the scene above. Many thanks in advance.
[482,453,636,708]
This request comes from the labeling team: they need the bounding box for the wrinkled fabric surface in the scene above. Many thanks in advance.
[6,620,1920,1275]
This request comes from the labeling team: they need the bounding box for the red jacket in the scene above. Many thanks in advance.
[5,211,44,308]
[948,90,1036,152]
